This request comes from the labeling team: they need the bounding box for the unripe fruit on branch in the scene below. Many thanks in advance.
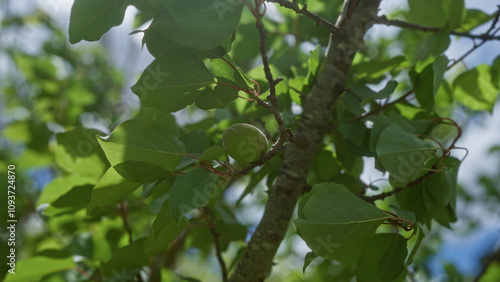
[222,123,268,165]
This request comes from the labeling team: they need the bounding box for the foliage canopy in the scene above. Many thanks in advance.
[1,0,500,281]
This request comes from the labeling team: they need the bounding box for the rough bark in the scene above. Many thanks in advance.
[229,1,382,281]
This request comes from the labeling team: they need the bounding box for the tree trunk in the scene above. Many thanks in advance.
[229,1,382,281]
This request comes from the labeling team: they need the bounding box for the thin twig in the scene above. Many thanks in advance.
[118,201,144,282]
[350,14,500,123]
[265,0,337,33]
[447,27,500,69]
[202,208,228,282]
[361,169,436,203]
[376,15,500,41]
[253,1,289,137]
[118,201,134,244]
[349,89,414,123]
[232,0,296,176]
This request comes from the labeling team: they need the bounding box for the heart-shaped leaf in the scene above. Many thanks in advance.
[376,124,435,187]
[97,118,186,183]
[294,183,387,263]
[69,0,128,43]
[131,49,214,113]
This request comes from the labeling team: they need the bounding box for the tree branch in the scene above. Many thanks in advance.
[232,0,296,177]
[350,12,500,123]
[265,0,338,33]
[360,170,436,203]
[475,245,500,282]
[349,89,414,123]
[254,5,291,142]
[376,15,500,41]
[228,1,382,281]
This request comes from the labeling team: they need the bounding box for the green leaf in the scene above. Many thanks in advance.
[65,233,94,258]
[408,0,445,27]
[422,157,460,227]
[37,175,95,206]
[102,238,149,275]
[187,222,247,252]
[410,63,434,110]
[3,252,74,282]
[338,121,366,147]
[54,127,109,180]
[389,205,417,226]
[355,233,408,282]
[169,168,219,223]
[69,0,128,43]
[376,124,435,187]
[195,82,240,110]
[370,113,432,153]
[87,167,141,213]
[369,80,399,102]
[424,169,453,206]
[461,9,494,32]
[311,148,341,183]
[199,146,228,162]
[303,252,319,273]
[306,45,324,86]
[131,49,213,113]
[142,26,180,58]
[209,55,248,88]
[406,226,425,266]
[175,130,211,169]
[444,0,465,28]
[353,56,406,81]
[97,118,186,183]
[179,130,211,156]
[294,183,386,263]
[422,186,453,228]
[427,28,451,56]
[479,262,500,282]
[396,184,431,226]
[144,200,188,255]
[152,1,243,50]
[433,55,449,96]
[453,64,500,112]
[44,184,93,216]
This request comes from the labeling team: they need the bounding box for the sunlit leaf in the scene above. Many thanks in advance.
[3,251,74,282]
[97,118,186,183]
[87,167,141,213]
[69,0,128,43]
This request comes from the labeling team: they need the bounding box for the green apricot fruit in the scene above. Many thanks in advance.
[222,123,268,165]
